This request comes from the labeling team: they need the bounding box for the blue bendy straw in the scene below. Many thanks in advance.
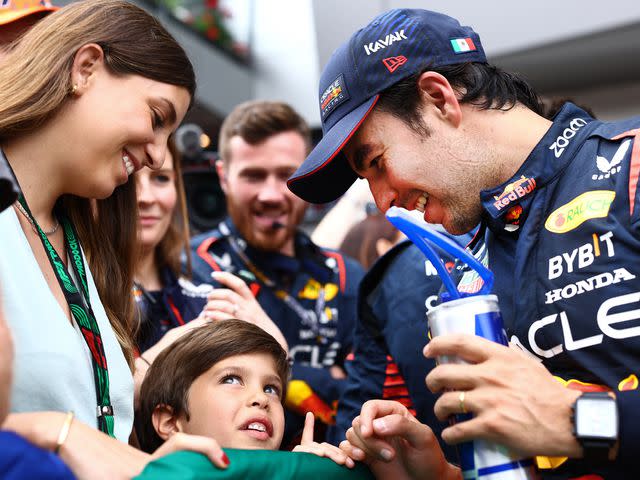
[385,207,493,299]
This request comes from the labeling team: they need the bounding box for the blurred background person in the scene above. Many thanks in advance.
[133,138,210,354]
[190,100,364,447]
[338,210,403,270]
[131,138,287,405]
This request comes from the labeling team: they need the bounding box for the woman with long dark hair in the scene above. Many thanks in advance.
[0,0,228,475]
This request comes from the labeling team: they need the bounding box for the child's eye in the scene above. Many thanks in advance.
[221,375,242,385]
[264,384,280,397]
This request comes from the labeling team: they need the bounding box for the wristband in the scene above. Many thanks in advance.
[54,411,74,455]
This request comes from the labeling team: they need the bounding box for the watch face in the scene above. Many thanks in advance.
[576,397,618,439]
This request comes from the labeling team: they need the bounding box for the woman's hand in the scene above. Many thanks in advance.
[201,271,288,352]
[293,412,355,468]
[3,411,147,480]
[339,400,461,480]
[3,412,230,479]
[151,431,229,469]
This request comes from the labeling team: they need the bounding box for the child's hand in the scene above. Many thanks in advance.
[339,400,461,480]
[293,412,355,468]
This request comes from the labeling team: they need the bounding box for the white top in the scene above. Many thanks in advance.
[0,207,134,442]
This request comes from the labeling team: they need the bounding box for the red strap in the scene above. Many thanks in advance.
[166,296,185,326]
[196,236,222,272]
[323,251,346,292]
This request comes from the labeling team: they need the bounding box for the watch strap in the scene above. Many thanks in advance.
[581,439,612,463]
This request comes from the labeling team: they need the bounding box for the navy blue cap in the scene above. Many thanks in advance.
[288,9,486,204]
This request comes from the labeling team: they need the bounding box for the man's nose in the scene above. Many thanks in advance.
[369,179,396,213]
[257,177,286,203]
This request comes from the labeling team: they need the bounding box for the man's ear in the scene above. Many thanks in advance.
[70,43,105,95]
[216,159,229,195]
[416,71,462,128]
[152,404,181,441]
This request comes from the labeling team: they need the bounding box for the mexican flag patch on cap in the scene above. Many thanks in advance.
[450,37,476,53]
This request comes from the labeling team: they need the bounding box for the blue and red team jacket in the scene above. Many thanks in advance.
[190,219,364,446]
[331,238,469,461]
[466,103,640,479]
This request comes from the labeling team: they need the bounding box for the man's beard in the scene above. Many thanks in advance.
[226,198,301,253]
[444,197,483,235]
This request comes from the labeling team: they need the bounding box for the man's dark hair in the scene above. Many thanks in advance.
[377,62,544,136]
[219,100,312,167]
[137,319,290,453]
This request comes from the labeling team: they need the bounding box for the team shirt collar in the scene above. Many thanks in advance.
[480,103,598,232]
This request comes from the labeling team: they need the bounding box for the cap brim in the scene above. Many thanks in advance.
[0,6,58,26]
[288,95,379,204]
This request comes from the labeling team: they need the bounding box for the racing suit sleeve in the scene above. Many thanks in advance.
[329,317,388,444]
[614,389,640,465]
[289,363,346,406]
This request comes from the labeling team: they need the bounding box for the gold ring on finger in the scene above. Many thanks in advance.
[459,391,467,414]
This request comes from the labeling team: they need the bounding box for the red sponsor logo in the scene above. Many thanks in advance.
[504,205,523,225]
[382,55,407,73]
[493,176,536,211]
[321,85,342,110]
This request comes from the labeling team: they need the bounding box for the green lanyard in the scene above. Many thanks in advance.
[18,196,115,437]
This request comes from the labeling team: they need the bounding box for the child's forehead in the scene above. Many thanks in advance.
[206,352,280,377]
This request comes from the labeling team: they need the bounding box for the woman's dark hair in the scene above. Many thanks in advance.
[137,320,290,452]
[0,0,196,368]
[154,137,193,278]
[377,62,544,136]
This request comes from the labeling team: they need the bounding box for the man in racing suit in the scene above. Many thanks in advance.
[190,100,364,447]
[287,8,640,478]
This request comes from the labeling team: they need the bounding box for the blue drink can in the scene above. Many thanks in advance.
[428,294,538,480]
[386,207,539,479]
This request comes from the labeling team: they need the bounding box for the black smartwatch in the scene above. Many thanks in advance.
[572,391,618,463]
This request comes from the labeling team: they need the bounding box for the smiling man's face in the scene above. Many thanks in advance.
[344,107,493,235]
[220,131,308,255]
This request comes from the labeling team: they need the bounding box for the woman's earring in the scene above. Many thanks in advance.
[70,84,78,95]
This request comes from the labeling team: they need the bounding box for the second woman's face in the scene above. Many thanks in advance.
[135,151,178,253]
[64,64,190,199]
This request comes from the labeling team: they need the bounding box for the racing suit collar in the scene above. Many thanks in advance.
[221,217,335,283]
[480,103,598,233]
